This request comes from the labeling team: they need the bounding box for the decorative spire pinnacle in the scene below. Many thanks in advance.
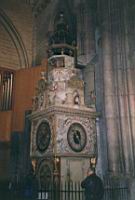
[48,12,76,59]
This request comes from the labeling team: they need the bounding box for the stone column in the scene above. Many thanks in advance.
[98,0,135,175]
[102,32,121,173]
[110,0,135,175]
[76,0,96,65]
[123,0,135,174]
[100,0,121,173]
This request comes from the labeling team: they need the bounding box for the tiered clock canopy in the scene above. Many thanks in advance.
[48,12,76,64]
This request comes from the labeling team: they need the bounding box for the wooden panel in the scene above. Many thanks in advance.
[12,65,47,131]
[0,142,10,181]
[0,111,12,141]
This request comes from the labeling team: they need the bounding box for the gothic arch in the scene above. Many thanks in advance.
[0,8,29,68]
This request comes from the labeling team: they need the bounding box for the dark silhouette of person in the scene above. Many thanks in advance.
[81,167,104,200]
[22,168,38,200]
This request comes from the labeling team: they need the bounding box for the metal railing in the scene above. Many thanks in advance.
[38,179,129,200]
[0,178,129,200]
[103,177,129,200]
[38,182,84,200]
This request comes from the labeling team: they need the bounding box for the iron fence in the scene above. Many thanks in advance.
[38,179,129,200]
[103,177,129,200]
[38,182,84,200]
[0,178,129,200]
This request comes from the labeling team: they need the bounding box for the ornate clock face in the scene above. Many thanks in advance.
[36,122,51,152]
[39,164,52,188]
[67,123,87,152]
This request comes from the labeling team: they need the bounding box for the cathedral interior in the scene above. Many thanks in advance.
[0,0,135,199]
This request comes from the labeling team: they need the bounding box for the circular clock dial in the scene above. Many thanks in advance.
[36,122,51,152]
[67,123,87,152]
[39,164,52,188]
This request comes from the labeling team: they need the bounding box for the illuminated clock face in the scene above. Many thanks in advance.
[36,122,51,152]
[67,123,87,152]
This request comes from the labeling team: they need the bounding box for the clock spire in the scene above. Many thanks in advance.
[48,12,76,70]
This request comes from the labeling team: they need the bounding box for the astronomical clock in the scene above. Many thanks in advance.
[30,13,97,187]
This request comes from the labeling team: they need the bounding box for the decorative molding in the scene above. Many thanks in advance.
[29,105,98,120]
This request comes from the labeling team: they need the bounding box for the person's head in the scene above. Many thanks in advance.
[87,167,95,176]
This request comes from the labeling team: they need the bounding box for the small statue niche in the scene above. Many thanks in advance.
[90,90,96,106]
[73,91,80,105]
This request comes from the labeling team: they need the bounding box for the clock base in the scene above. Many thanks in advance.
[60,157,90,182]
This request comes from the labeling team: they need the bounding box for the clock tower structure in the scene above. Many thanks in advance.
[30,13,97,188]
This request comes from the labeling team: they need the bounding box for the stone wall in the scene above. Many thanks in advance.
[0,0,33,69]
[0,23,20,69]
